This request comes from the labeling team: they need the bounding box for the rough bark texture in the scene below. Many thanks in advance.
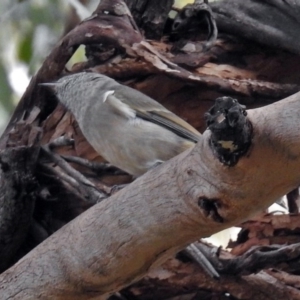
[211,0,300,55]
[125,0,174,39]
[0,147,38,272]
[1,0,300,299]
[2,93,300,299]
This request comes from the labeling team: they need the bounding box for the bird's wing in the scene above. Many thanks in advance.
[111,85,201,142]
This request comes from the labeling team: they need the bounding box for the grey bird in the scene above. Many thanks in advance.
[41,72,220,279]
[42,72,201,177]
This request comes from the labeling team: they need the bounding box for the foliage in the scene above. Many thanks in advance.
[0,0,67,132]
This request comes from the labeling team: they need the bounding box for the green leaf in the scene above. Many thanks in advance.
[18,33,33,64]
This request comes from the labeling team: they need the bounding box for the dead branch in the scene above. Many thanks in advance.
[2,92,300,298]
[211,0,300,55]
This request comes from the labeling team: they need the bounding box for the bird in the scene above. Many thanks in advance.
[41,72,221,279]
[41,72,201,177]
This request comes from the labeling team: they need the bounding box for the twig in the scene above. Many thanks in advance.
[194,241,300,276]
[39,163,95,204]
[185,243,220,279]
[41,144,107,203]
[48,136,74,149]
[62,155,127,176]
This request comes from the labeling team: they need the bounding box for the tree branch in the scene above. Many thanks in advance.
[1,91,300,299]
[211,0,300,55]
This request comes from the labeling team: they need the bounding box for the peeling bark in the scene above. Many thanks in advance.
[0,147,38,272]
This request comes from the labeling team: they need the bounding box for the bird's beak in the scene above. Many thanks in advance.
[39,82,59,90]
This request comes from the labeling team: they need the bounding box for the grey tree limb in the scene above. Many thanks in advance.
[1,91,300,299]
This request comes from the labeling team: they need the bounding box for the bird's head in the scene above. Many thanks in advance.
[40,72,109,107]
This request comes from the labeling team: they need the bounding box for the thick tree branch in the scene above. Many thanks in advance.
[211,0,300,55]
[1,92,300,299]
